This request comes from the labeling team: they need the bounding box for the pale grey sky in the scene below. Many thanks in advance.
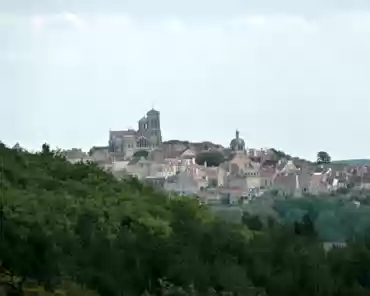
[1,0,370,160]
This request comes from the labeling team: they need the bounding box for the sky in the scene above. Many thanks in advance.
[1,0,370,160]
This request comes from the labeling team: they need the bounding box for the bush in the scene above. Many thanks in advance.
[132,150,149,158]
[195,151,224,167]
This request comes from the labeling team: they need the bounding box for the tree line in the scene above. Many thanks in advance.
[1,143,370,296]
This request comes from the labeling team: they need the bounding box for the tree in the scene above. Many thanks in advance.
[41,143,51,154]
[270,148,291,161]
[195,151,224,167]
[294,213,317,238]
[133,150,149,159]
[317,151,331,164]
[12,143,21,151]
[4,142,370,296]
[242,212,263,231]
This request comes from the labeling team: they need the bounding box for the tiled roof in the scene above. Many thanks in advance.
[91,146,109,151]
[163,149,187,159]
[280,160,298,173]
[180,149,196,159]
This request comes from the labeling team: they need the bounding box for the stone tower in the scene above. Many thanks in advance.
[146,108,162,147]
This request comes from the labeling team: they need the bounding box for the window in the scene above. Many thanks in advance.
[137,137,148,148]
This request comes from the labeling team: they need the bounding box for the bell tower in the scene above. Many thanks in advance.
[146,108,162,147]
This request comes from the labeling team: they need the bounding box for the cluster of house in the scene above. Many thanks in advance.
[62,128,370,204]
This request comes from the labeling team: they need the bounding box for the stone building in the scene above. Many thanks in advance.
[108,108,162,159]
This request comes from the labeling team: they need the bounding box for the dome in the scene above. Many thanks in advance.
[139,116,147,123]
[230,130,245,151]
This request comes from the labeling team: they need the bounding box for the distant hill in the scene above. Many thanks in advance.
[332,159,370,165]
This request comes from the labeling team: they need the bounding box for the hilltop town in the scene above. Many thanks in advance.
[61,108,370,203]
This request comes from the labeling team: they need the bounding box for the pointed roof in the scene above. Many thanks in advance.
[280,160,298,174]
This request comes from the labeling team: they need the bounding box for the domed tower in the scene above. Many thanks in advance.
[230,130,245,152]
[146,108,162,147]
[138,116,148,137]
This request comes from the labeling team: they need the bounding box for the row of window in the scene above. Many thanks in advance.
[111,142,156,151]
[140,120,160,130]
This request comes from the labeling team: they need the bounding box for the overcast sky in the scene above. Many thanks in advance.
[1,0,370,160]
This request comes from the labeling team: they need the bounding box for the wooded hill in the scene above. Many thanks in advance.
[2,142,370,296]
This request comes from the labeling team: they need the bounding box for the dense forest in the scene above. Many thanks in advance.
[2,142,370,296]
[212,193,370,242]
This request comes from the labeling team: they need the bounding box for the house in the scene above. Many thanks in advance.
[350,174,370,189]
[309,172,330,195]
[180,148,197,160]
[197,165,227,188]
[260,168,276,189]
[272,173,301,197]
[278,159,299,174]
[272,167,311,197]
[125,157,163,179]
[161,141,188,159]
[228,175,248,193]
[147,148,165,163]
[144,176,167,188]
[90,146,111,164]
[62,148,91,163]
[228,151,252,175]
[111,160,129,171]
[164,171,199,196]
[245,163,261,191]
[218,187,246,204]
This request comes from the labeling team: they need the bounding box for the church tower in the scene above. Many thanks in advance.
[146,108,162,147]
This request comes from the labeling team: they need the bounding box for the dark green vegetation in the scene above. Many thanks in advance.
[132,150,149,159]
[317,151,331,164]
[270,195,370,242]
[213,194,370,242]
[3,143,370,295]
[331,159,370,165]
[195,150,225,167]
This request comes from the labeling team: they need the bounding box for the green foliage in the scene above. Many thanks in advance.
[273,196,370,242]
[317,151,331,164]
[270,148,291,160]
[3,143,370,296]
[0,143,253,296]
[132,150,149,159]
[242,212,263,231]
[195,151,224,167]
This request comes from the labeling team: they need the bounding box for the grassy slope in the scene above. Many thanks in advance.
[332,159,370,165]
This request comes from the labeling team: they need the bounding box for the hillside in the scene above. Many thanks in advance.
[3,142,370,296]
[332,159,370,165]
